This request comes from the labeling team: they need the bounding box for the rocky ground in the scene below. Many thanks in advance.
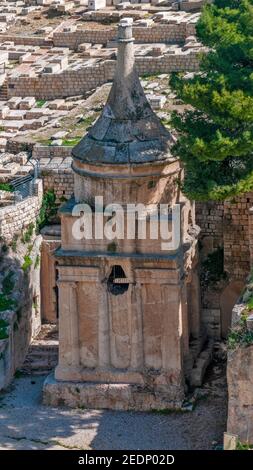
[0,348,227,451]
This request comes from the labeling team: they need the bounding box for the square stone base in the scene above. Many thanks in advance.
[43,374,184,411]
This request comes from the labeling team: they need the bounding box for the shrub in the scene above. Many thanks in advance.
[36,190,57,231]
[22,255,33,272]
[21,223,34,244]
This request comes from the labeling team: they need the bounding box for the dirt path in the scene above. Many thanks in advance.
[0,364,227,451]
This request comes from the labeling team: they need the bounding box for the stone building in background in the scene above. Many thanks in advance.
[43,18,204,410]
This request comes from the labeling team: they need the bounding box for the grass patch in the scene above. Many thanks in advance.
[21,223,34,244]
[0,183,14,192]
[22,255,33,272]
[36,100,46,108]
[38,139,51,146]
[161,117,171,128]
[62,137,82,147]
[77,116,95,127]
[237,441,253,450]
[246,295,253,311]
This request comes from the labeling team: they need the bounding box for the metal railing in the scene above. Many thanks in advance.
[11,160,40,203]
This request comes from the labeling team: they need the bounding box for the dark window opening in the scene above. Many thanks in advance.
[107,265,129,296]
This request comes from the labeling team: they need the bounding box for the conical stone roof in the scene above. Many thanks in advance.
[72,18,174,166]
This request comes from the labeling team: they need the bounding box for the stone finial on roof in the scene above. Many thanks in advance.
[72,18,174,165]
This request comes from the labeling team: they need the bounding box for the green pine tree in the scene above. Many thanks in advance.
[170,0,253,201]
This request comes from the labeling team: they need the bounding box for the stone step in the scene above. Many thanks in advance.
[26,343,58,353]
[21,323,59,376]
[24,354,58,364]
[26,350,58,358]
[22,368,54,376]
[0,85,8,99]
[22,358,58,370]
[190,339,214,387]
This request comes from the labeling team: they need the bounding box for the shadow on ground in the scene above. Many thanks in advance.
[0,359,227,450]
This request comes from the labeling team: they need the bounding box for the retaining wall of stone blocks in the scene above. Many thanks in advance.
[249,207,253,267]
[33,145,73,160]
[0,236,42,391]
[0,23,196,51]
[0,181,43,242]
[53,23,196,49]
[0,34,53,47]
[196,193,253,282]
[223,193,253,281]
[196,201,224,251]
[7,51,200,99]
[42,170,74,204]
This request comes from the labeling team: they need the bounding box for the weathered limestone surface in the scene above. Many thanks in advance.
[227,345,253,443]
[41,238,61,324]
[0,236,42,390]
[43,18,201,410]
[0,176,43,390]
[0,180,43,242]
[43,374,184,410]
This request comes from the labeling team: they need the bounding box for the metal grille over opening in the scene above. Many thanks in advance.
[107,265,129,296]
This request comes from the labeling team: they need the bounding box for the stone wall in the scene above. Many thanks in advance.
[196,201,224,253]
[197,193,253,282]
[33,145,73,160]
[7,52,199,99]
[249,207,253,266]
[1,24,196,51]
[196,194,253,338]
[179,0,206,12]
[42,169,74,204]
[8,62,109,99]
[0,181,43,243]
[53,24,196,49]
[0,34,52,47]
[0,179,44,389]
[6,139,35,156]
[0,235,42,390]
[223,194,253,281]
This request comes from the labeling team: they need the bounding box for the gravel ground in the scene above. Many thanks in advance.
[0,369,227,451]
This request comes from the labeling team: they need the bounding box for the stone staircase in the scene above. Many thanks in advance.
[0,80,8,101]
[21,324,58,376]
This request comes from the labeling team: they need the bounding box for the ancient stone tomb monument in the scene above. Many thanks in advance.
[43,18,201,410]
